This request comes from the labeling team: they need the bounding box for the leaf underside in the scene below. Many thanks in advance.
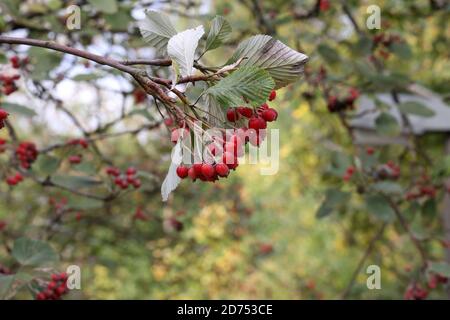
[228,35,309,89]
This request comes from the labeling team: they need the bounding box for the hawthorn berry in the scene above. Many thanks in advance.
[226,108,240,122]
[237,106,253,118]
[15,142,38,169]
[0,109,9,121]
[106,166,120,176]
[192,163,203,176]
[176,165,189,179]
[187,167,197,181]
[201,163,215,178]
[268,90,276,101]
[215,163,230,177]
[68,155,82,164]
[248,116,267,131]
[366,147,375,155]
[126,167,137,175]
[261,108,278,122]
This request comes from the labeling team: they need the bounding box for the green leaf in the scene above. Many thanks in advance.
[138,10,177,55]
[353,36,373,56]
[51,175,102,189]
[67,197,104,210]
[390,42,412,59]
[429,262,450,278]
[228,35,308,89]
[28,47,62,80]
[206,66,275,107]
[12,238,58,267]
[0,102,36,117]
[72,73,103,81]
[0,275,15,299]
[204,16,232,53]
[317,44,340,63]
[316,189,350,218]
[364,195,395,222]
[34,155,60,176]
[87,0,117,14]
[422,199,437,217]
[167,26,204,78]
[372,182,403,195]
[375,112,401,136]
[398,101,435,117]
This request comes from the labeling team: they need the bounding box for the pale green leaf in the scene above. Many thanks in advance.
[204,16,231,52]
[87,0,117,14]
[139,10,177,55]
[206,66,275,107]
[0,102,36,117]
[398,101,435,117]
[12,238,58,267]
[167,25,204,78]
[228,35,308,89]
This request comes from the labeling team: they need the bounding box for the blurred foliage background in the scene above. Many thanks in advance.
[1,0,450,299]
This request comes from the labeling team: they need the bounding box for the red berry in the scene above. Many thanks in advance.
[187,167,197,181]
[192,163,203,176]
[176,165,189,179]
[226,108,240,122]
[366,147,375,155]
[201,163,215,178]
[10,56,20,68]
[68,155,82,164]
[14,173,23,182]
[215,163,229,177]
[6,176,17,186]
[0,109,9,120]
[261,108,278,122]
[319,0,330,11]
[237,106,253,118]
[47,281,57,290]
[106,166,120,176]
[268,90,276,101]
[248,117,267,130]
[164,117,174,126]
[126,167,137,175]
[36,292,46,300]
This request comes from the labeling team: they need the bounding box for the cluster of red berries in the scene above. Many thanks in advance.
[427,273,448,289]
[404,283,428,300]
[67,138,89,149]
[35,272,69,300]
[404,273,448,300]
[327,88,359,113]
[174,90,278,183]
[0,56,27,96]
[372,33,402,60]
[106,166,141,189]
[9,56,28,69]
[405,175,437,200]
[343,166,356,182]
[5,172,24,186]
[226,90,278,127]
[15,141,38,169]
[0,108,9,130]
[376,161,400,180]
